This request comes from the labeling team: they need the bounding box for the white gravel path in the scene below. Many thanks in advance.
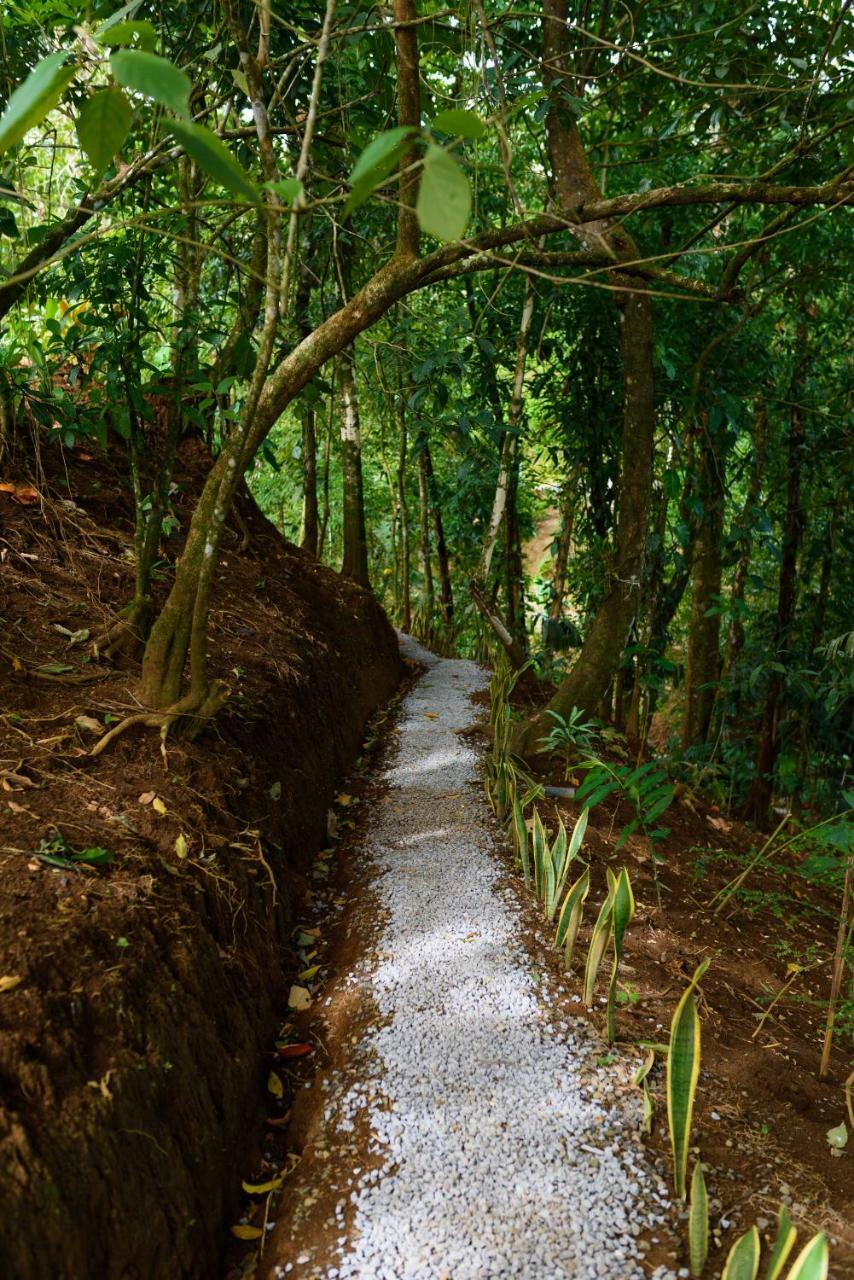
[306,638,676,1280]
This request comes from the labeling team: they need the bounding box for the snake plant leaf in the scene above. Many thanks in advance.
[606,866,636,1041]
[567,805,589,860]
[722,1226,760,1280]
[555,864,590,967]
[666,956,710,1198]
[546,817,568,918]
[642,1079,654,1134]
[689,1162,709,1278]
[582,876,615,1006]
[765,1204,797,1280]
[512,794,530,884]
[633,1049,655,1086]
[782,1234,828,1280]
[532,808,547,900]
[543,853,556,921]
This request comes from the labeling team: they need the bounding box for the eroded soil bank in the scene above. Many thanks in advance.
[0,437,400,1279]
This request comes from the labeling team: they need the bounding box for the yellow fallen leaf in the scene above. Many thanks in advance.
[424,712,439,720]
[242,1176,284,1195]
[174,834,188,860]
[297,965,320,981]
[287,984,311,1011]
[231,1223,263,1241]
[336,793,353,806]
[267,1071,284,1099]
[0,975,22,993]
[152,797,167,815]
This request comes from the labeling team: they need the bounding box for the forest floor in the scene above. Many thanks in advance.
[229,638,852,1280]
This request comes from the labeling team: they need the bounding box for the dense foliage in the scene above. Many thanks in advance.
[0,0,851,824]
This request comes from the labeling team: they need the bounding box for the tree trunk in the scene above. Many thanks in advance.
[504,431,527,652]
[516,0,656,753]
[746,358,807,826]
[338,347,370,588]
[417,441,435,633]
[396,388,412,632]
[549,470,577,621]
[420,431,454,638]
[724,402,768,675]
[682,415,725,748]
[296,240,319,555]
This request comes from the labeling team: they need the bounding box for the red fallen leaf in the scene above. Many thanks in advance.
[276,1042,314,1059]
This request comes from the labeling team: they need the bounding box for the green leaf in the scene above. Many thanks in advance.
[349,125,415,185]
[532,807,547,900]
[512,794,530,884]
[416,144,471,242]
[231,68,249,96]
[765,1205,797,1280]
[689,1162,709,1278]
[582,879,614,1005]
[722,1226,760,1280]
[555,864,590,969]
[431,107,486,139]
[263,177,304,204]
[164,120,258,202]
[77,88,133,171]
[111,50,190,118]
[95,20,158,51]
[0,51,78,156]
[95,0,143,37]
[606,866,635,1042]
[783,1234,828,1280]
[667,957,710,1198]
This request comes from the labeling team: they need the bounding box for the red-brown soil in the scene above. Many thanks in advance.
[501,690,853,1273]
[0,433,400,1280]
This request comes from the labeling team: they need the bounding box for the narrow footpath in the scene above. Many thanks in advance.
[265,637,677,1280]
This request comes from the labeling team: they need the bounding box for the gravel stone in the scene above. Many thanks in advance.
[322,638,675,1279]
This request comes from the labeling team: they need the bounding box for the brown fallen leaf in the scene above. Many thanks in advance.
[138,791,156,805]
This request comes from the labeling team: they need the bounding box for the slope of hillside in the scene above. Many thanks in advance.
[0,432,400,1280]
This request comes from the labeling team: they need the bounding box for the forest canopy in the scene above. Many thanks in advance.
[0,0,852,823]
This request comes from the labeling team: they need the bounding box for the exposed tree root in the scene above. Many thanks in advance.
[90,679,229,759]
[92,598,150,662]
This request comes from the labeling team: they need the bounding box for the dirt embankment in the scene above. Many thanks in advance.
[0,436,400,1280]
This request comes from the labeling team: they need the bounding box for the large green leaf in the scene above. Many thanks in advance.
[77,88,133,172]
[431,108,486,139]
[512,794,530,885]
[606,866,635,1042]
[349,126,415,185]
[111,50,190,118]
[666,956,710,1198]
[164,120,258,203]
[722,1226,760,1280]
[0,51,77,156]
[689,1162,709,1278]
[95,20,158,51]
[582,875,614,1005]
[555,864,590,969]
[783,1234,828,1280]
[415,144,471,242]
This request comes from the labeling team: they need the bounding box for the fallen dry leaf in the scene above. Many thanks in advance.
[0,975,23,993]
[230,1223,263,1241]
[151,797,167,815]
[287,984,311,1011]
[267,1071,284,1099]
[276,1042,314,1059]
[138,791,156,805]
